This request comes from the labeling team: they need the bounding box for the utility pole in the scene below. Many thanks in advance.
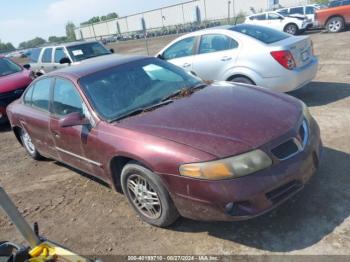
[228,1,231,24]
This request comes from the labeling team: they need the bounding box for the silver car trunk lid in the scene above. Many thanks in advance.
[269,35,313,68]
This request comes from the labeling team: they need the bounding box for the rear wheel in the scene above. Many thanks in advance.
[121,162,179,227]
[284,23,298,35]
[229,76,255,85]
[326,17,344,33]
[20,128,43,160]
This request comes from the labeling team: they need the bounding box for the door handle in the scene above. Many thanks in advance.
[51,130,60,138]
[182,63,191,68]
[221,56,232,61]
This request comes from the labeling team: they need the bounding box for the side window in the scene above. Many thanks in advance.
[198,34,238,54]
[305,6,315,14]
[23,85,34,105]
[253,14,267,20]
[268,13,282,20]
[278,9,289,15]
[31,78,52,112]
[41,48,53,63]
[162,37,196,60]
[54,48,66,63]
[28,48,42,63]
[289,7,304,14]
[53,78,83,116]
[344,0,350,5]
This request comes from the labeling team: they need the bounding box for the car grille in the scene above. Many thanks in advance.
[271,120,308,160]
[266,180,303,205]
[0,89,25,107]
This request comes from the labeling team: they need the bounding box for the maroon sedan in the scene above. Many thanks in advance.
[0,56,33,123]
[6,55,322,227]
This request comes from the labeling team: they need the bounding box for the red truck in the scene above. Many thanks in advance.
[315,2,350,32]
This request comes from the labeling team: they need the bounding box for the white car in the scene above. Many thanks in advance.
[245,11,310,35]
[277,4,326,28]
[156,24,318,93]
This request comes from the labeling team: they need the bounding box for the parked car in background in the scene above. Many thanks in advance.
[27,41,113,76]
[156,24,318,93]
[277,4,326,28]
[7,55,322,227]
[245,11,311,35]
[315,1,350,32]
[328,0,350,8]
[0,56,33,123]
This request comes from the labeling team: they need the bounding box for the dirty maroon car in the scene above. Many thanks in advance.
[0,56,33,123]
[6,55,322,227]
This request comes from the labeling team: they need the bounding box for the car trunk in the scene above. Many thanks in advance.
[269,36,313,68]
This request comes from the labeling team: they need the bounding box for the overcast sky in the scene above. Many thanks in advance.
[0,0,185,47]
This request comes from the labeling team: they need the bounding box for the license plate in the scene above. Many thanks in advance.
[301,50,309,61]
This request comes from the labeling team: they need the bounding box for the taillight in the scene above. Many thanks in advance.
[270,50,296,70]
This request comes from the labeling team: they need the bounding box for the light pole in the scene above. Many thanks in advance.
[228,1,231,24]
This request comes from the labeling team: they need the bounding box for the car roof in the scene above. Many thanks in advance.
[47,54,149,79]
[39,40,102,49]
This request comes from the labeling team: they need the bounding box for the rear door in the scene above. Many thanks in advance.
[161,36,197,72]
[40,47,54,73]
[192,33,239,81]
[20,77,57,158]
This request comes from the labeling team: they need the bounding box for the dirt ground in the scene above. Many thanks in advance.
[1,30,350,257]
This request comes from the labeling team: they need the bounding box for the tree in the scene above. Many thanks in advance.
[48,36,67,43]
[80,12,119,25]
[65,22,76,41]
[0,40,15,53]
[312,0,329,4]
[18,37,46,49]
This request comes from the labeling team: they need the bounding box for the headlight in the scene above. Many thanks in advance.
[179,150,272,180]
[301,101,312,121]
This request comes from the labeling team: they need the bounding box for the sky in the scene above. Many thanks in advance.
[0,0,185,47]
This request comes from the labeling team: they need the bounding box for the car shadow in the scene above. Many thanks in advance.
[169,147,350,252]
[290,81,350,107]
[0,122,11,133]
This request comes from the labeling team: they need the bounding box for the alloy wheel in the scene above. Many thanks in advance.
[329,20,342,32]
[22,129,36,155]
[286,25,297,35]
[127,174,162,219]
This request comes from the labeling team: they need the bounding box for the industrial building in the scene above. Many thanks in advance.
[74,0,312,40]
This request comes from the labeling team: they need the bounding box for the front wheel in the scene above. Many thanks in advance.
[326,17,344,33]
[20,128,43,160]
[284,23,298,35]
[121,162,179,227]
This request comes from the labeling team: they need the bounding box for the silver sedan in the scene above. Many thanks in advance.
[156,24,318,93]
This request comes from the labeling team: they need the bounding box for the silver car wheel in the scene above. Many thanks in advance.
[286,25,297,35]
[22,129,36,155]
[329,20,342,32]
[127,174,162,219]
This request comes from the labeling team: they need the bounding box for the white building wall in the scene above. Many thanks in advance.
[75,0,311,39]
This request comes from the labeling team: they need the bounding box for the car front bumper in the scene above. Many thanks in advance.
[159,118,322,221]
[257,57,318,93]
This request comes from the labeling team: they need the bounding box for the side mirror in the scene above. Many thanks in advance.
[59,112,89,127]
[157,53,164,60]
[110,48,115,53]
[23,64,31,70]
[59,57,72,65]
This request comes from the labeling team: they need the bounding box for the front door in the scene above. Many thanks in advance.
[192,33,239,81]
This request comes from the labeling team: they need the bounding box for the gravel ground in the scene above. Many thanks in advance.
[0,30,350,256]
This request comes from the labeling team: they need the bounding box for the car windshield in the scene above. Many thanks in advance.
[230,24,290,44]
[0,58,22,77]
[67,42,111,62]
[79,58,202,122]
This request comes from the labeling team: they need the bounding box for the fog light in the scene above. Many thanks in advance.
[225,202,235,213]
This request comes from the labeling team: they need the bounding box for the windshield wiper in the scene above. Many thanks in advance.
[160,83,208,103]
[112,100,174,122]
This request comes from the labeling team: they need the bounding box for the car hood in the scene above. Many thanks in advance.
[0,69,32,93]
[118,82,302,158]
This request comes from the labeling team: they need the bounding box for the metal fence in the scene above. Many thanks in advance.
[74,0,312,41]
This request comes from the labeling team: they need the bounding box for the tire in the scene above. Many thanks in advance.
[284,23,298,35]
[121,162,179,227]
[230,76,255,85]
[19,128,43,160]
[326,17,344,33]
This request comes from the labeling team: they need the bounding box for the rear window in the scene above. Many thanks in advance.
[28,48,41,63]
[67,42,111,62]
[230,24,290,44]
